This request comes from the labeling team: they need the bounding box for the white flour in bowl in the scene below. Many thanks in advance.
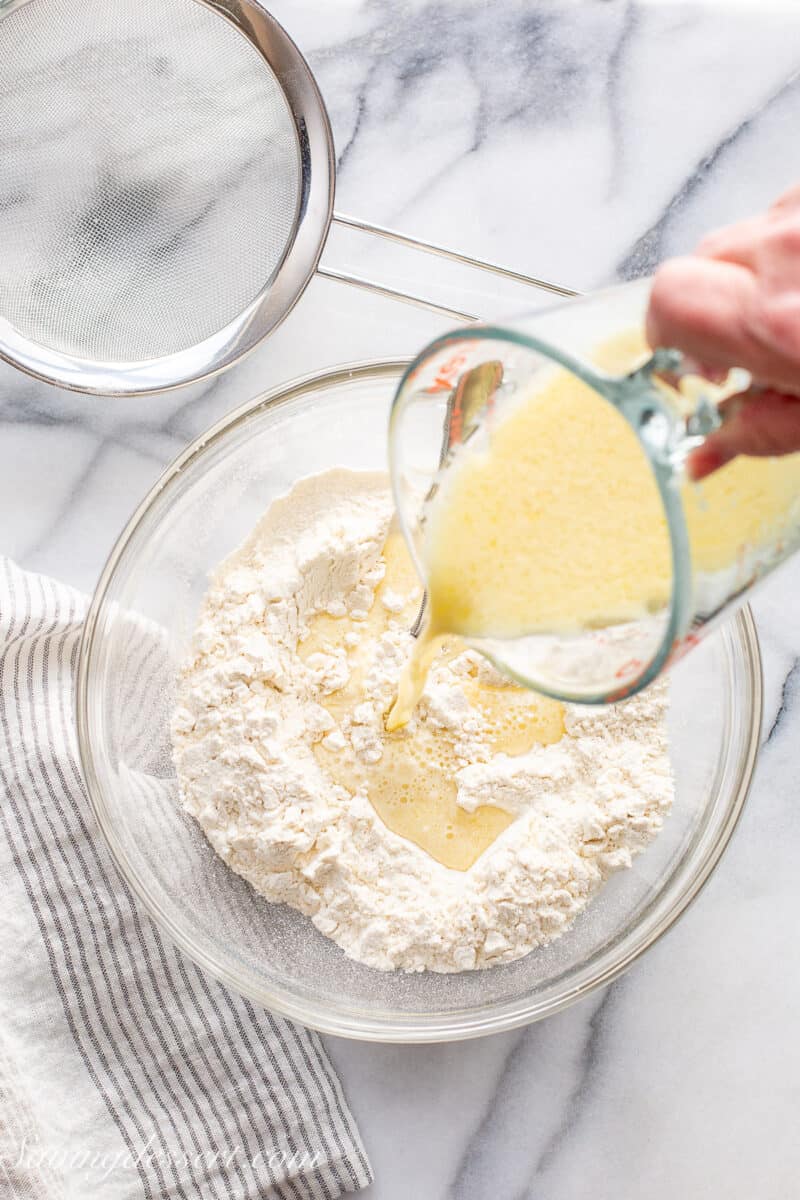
[171,469,674,973]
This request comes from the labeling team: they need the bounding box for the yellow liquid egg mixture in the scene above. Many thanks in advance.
[388,330,800,728]
[298,527,564,871]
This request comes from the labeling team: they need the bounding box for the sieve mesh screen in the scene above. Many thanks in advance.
[0,0,301,363]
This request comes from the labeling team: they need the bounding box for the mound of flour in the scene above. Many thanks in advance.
[172,469,674,973]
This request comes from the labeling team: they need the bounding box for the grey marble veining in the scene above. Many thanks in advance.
[2,1,800,1196]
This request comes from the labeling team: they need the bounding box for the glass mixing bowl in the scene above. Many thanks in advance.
[77,360,762,1042]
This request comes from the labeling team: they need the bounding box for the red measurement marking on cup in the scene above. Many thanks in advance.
[430,351,470,394]
[406,351,470,391]
[603,658,645,703]
[666,631,702,665]
[606,679,639,703]
[449,373,471,442]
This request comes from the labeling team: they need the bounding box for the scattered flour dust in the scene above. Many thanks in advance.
[171,469,674,973]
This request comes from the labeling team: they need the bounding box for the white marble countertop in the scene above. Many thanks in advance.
[3,1,800,1195]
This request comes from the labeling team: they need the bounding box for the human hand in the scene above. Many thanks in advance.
[646,185,800,479]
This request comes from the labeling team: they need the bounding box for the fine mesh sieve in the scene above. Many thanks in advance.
[0,0,571,396]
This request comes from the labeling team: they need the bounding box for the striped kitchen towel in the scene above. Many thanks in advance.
[0,558,372,1200]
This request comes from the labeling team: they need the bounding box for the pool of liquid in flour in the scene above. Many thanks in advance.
[298,526,564,871]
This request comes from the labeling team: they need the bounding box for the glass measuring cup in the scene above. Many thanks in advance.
[389,278,800,704]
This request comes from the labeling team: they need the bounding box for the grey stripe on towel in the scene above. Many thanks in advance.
[0,558,372,1200]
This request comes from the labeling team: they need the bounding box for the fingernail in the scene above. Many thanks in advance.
[687,443,731,481]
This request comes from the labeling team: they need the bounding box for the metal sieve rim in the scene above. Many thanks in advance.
[0,0,335,396]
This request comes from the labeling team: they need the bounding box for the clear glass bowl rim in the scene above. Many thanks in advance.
[76,358,763,1042]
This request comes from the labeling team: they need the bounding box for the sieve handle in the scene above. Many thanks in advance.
[317,213,578,323]
[317,264,478,323]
